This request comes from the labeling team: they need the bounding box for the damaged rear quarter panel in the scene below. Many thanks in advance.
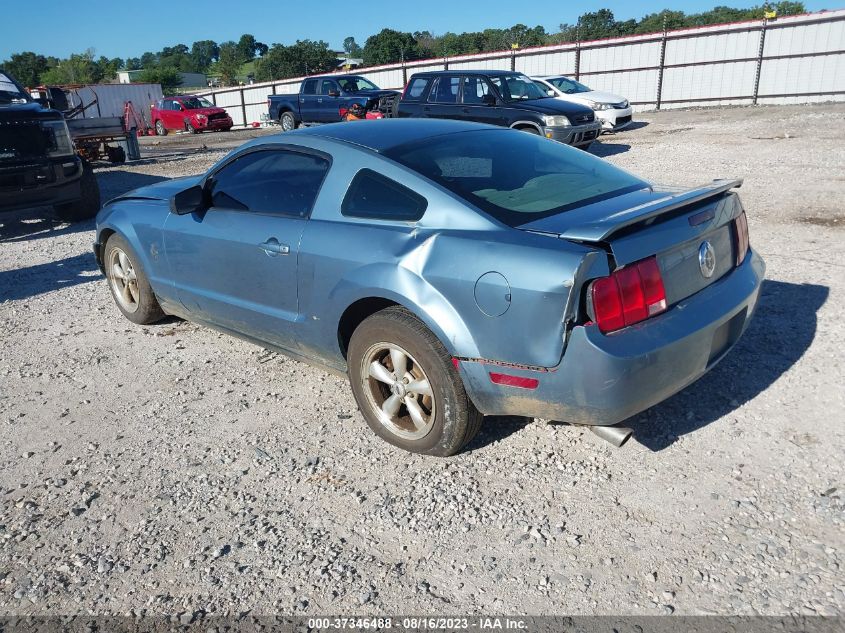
[293,137,604,369]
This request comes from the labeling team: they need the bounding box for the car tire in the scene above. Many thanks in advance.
[186,120,199,134]
[107,145,126,164]
[280,111,296,132]
[103,233,165,325]
[155,120,167,136]
[54,162,101,222]
[347,306,483,457]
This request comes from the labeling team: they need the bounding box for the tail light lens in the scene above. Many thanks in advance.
[734,212,749,266]
[591,256,667,334]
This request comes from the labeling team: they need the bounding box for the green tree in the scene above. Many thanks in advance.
[125,57,142,71]
[343,36,363,58]
[255,39,336,81]
[1,51,50,86]
[216,41,242,85]
[189,40,219,73]
[362,29,419,65]
[138,66,182,92]
[93,56,123,82]
[41,50,97,85]
[236,34,258,63]
[636,10,687,33]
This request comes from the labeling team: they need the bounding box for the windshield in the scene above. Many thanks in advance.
[0,72,29,105]
[489,74,549,102]
[384,129,646,227]
[337,76,380,92]
[181,97,214,109]
[549,77,592,94]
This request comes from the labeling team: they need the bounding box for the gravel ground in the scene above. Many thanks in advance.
[0,104,843,618]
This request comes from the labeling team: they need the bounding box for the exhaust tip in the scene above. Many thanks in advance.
[589,424,634,448]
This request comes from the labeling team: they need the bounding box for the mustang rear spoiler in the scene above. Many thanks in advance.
[559,179,743,243]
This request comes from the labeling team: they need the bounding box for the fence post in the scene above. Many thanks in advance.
[655,16,668,110]
[443,57,449,71]
[240,88,246,128]
[211,92,217,106]
[752,17,768,105]
[402,62,407,86]
[511,48,516,71]
[574,27,581,81]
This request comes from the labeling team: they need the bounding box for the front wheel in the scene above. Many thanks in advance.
[104,234,165,325]
[280,111,296,132]
[347,307,482,457]
[154,120,167,136]
[54,162,101,222]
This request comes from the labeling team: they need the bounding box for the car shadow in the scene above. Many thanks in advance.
[465,279,827,454]
[0,210,93,244]
[631,279,827,450]
[589,142,631,157]
[0,252,100,302]
[620,120,649,132]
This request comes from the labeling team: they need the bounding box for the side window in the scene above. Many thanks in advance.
[342,169,427,222]
[533,80,552,95]
[302,79,318,95]
[461,76,492,104]
[404,77,430,101]
[428,76,460,104]
[209,149,330,218]
[320,80,338,95]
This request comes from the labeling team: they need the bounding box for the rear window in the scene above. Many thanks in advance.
[384,129,646,227]
[342,169,427,222]
[302,79,318,95]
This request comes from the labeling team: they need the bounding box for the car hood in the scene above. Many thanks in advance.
[353,89,399,97]
[185,107,230,116]
[509,98,595,117]
[563,90,627,105]
[108,175,202,205]
[0,101,63,122]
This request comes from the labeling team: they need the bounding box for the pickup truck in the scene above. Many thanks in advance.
[396,70,601,148]
[0,68,100,222]
[268,75,399,131]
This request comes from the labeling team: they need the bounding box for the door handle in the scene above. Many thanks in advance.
[259,238,290,257]
[317,98,323,103]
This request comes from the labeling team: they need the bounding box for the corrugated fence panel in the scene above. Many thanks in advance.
[516,50,575,76]
[581,41,661,73]
[758,53,845,96]
[195,10,845,124]
[666,29,760,64]
[662,60,758,102]
[765,20,845,56]
[587,69,660,105]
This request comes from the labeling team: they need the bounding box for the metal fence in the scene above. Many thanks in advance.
[197,9,845,127]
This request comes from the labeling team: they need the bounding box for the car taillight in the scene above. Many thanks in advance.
[734,211,749,266]
[591,256,667,334]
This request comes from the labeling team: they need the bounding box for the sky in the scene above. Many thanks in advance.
[0,0,835,60]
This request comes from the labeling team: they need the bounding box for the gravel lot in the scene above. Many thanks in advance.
[1,104,843,618]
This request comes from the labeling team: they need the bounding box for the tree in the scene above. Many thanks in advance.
[343,36,363,58]
[363,29,419,65]
[93,56,123,82]
[125,57,142,71]
[139,52,158,68]
[189,40,219,73]
[577,9,621,40]
[216,41,242,85]
[2,51,50,87]
[138,66,182,92]
[236,34,267,63]
[255,39,336,81]
[41,50,97,85]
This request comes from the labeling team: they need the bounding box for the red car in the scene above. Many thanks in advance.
[151,95,233,135]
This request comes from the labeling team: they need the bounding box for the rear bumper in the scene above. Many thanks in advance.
[544,122,602,147]
[459,250,765,426]
[0,157,82,213]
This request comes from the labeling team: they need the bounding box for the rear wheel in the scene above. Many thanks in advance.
[104,234,165,325]
[280,111,296,131]
[347,306,482,457]
[155,120,167,136]
[54,162,100,222]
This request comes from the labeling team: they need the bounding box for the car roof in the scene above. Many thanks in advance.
[290,119,504,153]
[411,70,522,77]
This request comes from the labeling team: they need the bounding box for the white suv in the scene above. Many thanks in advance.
[532,75,633,133]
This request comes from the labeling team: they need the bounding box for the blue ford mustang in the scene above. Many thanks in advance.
[94,119,765,456]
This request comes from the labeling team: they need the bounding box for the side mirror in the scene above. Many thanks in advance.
[482,94,496,107]
[170,184,208,215]
[547,89,555,97]
[328,90,340,97]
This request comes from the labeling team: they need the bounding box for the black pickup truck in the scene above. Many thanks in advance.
[0,69,100,222]
[268,75,399,131]
[396,70,601,148]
